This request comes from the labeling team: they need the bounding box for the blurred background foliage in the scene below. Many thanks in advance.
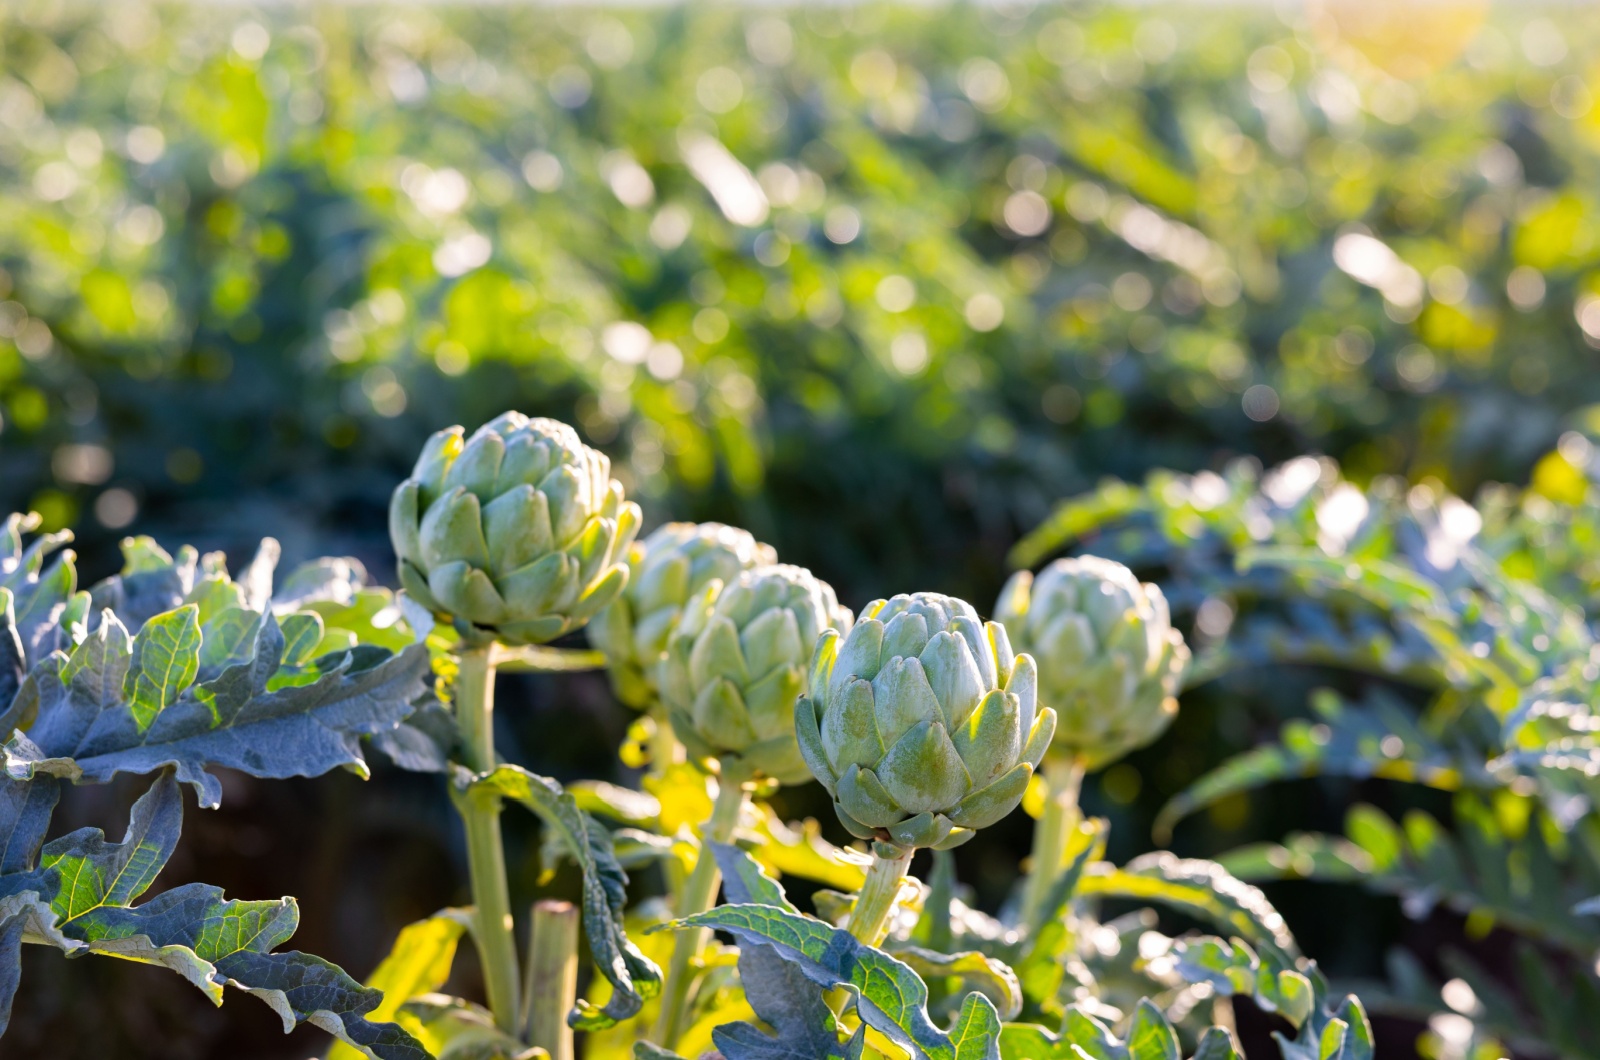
[3,1,1600,1057]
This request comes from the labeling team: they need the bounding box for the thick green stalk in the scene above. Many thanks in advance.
[653,772,747,1048]
[455,644,522,1037]
[523,899,580,1060]
[846,845,914,945]
[1019,756,1086,933]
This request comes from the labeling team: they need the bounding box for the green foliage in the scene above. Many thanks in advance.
[1019,454,1600,1057]
[0,514,436,1056]
[0,770,427,1059]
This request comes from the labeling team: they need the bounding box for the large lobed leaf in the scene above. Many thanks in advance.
[1,602,430,809]
[0,771,426,1059]
[660,903,1002,1060]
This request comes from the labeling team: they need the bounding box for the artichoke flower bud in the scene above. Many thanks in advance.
[661,564,852,785]
[994,556,1190,770]
[795,592,1056,853]
[591,522,776,708]
[389,413,642,646]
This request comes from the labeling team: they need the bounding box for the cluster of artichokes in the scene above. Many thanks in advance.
[392,413,1189,850]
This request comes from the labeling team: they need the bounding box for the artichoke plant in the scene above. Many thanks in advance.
[660,563,852,784]
[591,522,775,708]
[994,555,1189,769]
[389,412,641,645]
[795,592,1055,852]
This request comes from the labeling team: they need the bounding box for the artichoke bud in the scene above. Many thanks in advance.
[661,563,851,785]
[390,413,641,646]
[994,555,1190,770]
[795,592,1055,853]
[591,521,776,709]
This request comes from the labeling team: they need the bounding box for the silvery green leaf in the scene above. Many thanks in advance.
[713,941,860,1060]
[272,555,369,612]
[1077,854,1299,961]
[709,841,795,911]
[14,604,428,808]
[88,537,197,634]
[0,772,427,1058]
[657,903,1001,1060]
[369,702,456,774]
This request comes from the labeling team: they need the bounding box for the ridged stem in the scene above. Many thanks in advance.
[652,771,747,1049]
[522,899,580,1060]
[846,846,914,945]
[1020,756,1086,933]
[455,644,522,1037]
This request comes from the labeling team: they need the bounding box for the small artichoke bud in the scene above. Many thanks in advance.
[591,522,776,709]
[795,592,1055,852]
[661,564,852,785]
[994,556,1190,770]
[390,413,641,645]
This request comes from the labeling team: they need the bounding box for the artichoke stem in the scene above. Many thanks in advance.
[846,845,914,946]
[653,768,748,1048]
[1020,755,1087,935]
[522,899,580,1060]
[456,644,523,1037]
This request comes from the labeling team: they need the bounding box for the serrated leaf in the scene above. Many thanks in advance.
[0,773,58,875]
[0,889,76,1033]
[327,908,475,1060]
[272,556,368,612]
[122,605,201,731]
[39,609,432,807]
[894,946,1022,1021]
[42,764,182,923]
[947,991,1003,1060]
[89,539,196,634]
[1155,694,1478,841]
[712,940,850,1060]
[1125,999,1180,1060]
[710,841,795,911]
[465,765,661,1030]
[1168,936,1322,1030]
[4,772,427,1059]
[658,903,1001,1060]
[1078,854,1298,960]
[998,1001,1185,1060]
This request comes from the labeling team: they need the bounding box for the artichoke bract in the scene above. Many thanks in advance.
[591,522,775,708]
[389,413,641,645]
[795,592,1055,852]
[661,563,852,785]
[994,556,1190,769]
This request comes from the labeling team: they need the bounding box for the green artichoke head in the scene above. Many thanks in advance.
[994,556,1190,770]
[661,563,852,785]
[389,412,641,646]
[795,591,1055,853]
[591,522,776,708]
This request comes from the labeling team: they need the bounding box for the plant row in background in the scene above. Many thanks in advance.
[1,412,1396,1060]
[2,2,1599,592]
